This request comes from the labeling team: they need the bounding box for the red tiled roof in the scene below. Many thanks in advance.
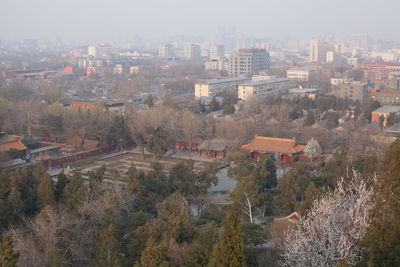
[241,135,306,154]
[274,212,301,223]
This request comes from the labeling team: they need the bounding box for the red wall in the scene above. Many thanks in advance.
[250,151,297,165]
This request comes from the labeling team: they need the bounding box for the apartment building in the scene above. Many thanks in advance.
[338,81,369,104]
[210,44,225,59]
[287,66,318,81]
[228,48,270,76]
[204,59,228,71]
[195,77,249,99]
[184,44,201,59]
[369,89,400,105]
[309,39,335,63]
[159,44,174,57]
[238,78,290,101]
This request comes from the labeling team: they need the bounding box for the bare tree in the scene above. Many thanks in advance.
[180,110,202,154]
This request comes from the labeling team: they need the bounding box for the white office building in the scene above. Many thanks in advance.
[238,78,290,101]
[195,77,249,99]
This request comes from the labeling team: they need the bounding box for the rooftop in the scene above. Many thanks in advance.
[0,159,26,169]
[358,62,400,67]
[238,48,266,53]
[287,65,319,71]
[369,89,400,96]
[372,105,400,114]
[0,135,27,152]
[240,78,290,86]
[198,139,226,151]
[197,76,249,85]
[289,88,319,94]
[28,145,59,154]
[241,135,306,154]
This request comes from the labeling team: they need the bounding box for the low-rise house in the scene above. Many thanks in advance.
[172,139,198,152]
[28,145,60,162]
[371,105,400,127]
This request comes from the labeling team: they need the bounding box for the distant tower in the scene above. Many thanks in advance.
[88,46,97,57]
[210,44,225,59]
[218,25,236,50]
[309,39,319,62]
[159,44,174,57]
[184,44,201,59]
[309,39,335,63]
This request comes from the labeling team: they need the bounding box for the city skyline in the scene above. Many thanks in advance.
[1,0,400,42]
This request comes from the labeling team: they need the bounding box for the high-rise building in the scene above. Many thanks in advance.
[210,44,225,59]
[228,48,270,76]
[349,33,368,51]
[184,44,201,59]
[159,44,174,57]
[309,39,335,63]
[88,46,97,57]
[218,25,237,49]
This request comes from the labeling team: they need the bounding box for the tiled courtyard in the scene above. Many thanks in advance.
[77,152,208,177]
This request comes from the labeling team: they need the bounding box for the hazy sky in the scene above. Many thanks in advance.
[1,0,399,42]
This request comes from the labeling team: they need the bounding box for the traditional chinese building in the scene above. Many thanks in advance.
[198,139,226,159]
[241,135,306,165]
[0,134,28,155]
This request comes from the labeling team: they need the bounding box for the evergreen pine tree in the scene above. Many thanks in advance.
[255,155,277,190]
[209,205,245,267]
[379,114,385,127]
[37,173,55,209]
[0,233,19,267]
[6,188,24,223]
[304,111,316,126]
[138,238,170,267]
[144,94,154,108]
[63,171,87,210]
[186,222,218,267]
[207,97,220,113]
[155,193,194,243]
[387,112,395,127]
[362,137,400,265]
[94,224,122,267]
[198,100,206,113]
[54,170,69,202]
